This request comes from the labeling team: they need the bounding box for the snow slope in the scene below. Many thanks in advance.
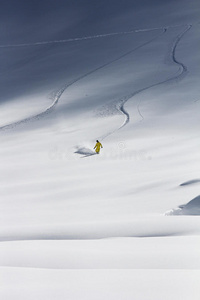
[0,0,200,299]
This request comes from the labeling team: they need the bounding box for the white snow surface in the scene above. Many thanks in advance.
[1,1,200,299]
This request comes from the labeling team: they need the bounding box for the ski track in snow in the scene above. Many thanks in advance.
[0,24,191,132]
[101,25,192,140]
[0,24,190,48]
[0,31,146,48]
[0,28,164,131]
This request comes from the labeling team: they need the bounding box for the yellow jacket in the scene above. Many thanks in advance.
[94,141,103,153]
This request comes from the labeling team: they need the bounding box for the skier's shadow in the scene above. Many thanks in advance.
[74,147,97,158]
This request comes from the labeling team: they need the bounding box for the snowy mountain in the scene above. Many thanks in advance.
[1,0,200,299]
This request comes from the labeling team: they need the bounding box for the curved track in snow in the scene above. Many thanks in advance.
[0,29,165,131]
[136,25,191,121]
[0,24,191,132]
[101,25,191,140]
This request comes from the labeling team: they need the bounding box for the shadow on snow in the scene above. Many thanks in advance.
[74,147,97,158]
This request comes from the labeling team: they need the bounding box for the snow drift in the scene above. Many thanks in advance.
[166,195,200,216]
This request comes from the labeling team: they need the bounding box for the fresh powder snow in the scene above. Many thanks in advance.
[0,0,200,299]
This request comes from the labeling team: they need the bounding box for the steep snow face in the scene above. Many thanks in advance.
[0,0,200,299]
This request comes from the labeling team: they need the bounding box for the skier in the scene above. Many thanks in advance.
[94,140,103,154]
